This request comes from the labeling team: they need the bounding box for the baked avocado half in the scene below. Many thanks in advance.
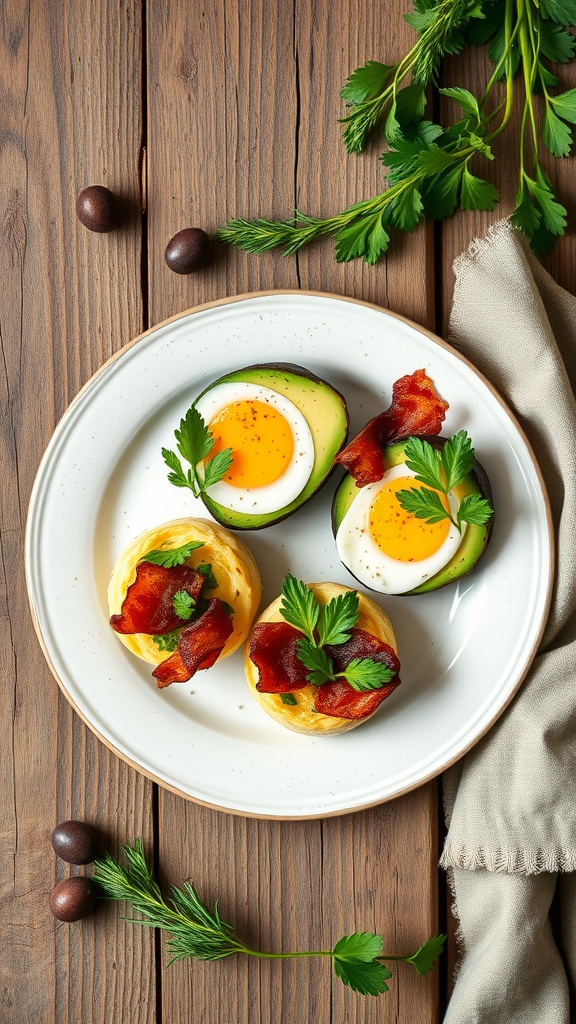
[332,436,494,595]
[192,363,349,530]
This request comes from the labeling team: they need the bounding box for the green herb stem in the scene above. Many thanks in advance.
[94,841,445,996]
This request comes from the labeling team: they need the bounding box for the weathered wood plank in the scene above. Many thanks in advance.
[146,2,441,1022]
[0,1,155,1021]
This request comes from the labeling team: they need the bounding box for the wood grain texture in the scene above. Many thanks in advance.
[439,47,576,331]
[10,0,575,1020]
[0,1,155,1021]
[146,2,441,1023]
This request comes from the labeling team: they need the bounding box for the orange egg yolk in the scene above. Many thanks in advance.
[368,476,450,562]
[208,400,294,488]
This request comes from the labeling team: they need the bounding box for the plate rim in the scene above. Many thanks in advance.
[25,289,555,819]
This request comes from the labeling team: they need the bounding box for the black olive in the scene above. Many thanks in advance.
[76,185,121,232]
[49,876,98,922]
[51,820,100,864]
[164,227,210,273]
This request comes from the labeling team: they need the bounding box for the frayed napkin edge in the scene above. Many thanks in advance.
[440,845,576,875]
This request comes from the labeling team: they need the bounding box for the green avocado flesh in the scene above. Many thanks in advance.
[197,363,348,530]
[331,438,492,595]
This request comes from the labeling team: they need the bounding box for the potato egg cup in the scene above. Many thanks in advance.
[108,517,261,666]
[244,582,398,736]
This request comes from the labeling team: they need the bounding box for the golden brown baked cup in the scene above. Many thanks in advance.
[108,517,262,665]
[244,582,397,735]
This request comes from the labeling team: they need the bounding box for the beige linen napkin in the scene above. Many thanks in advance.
[439,219,576,1023]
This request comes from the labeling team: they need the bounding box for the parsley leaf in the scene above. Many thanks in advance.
[202,447,234,489]
[152,629,181,653]
[539,0,576,25]
[279,576,395,689]
[141,541,205,568]
[549,88,576,123]
[175,405,213,466]
[460,168,499,211]
[396,432,493,531]
[279,574,319,641]
[317,590,359,646]
[395,486,450,524]
[333,931,384,962]
[340,659,396,691]
[340,60,395,104]
[542,106,573,157]
[439,85,480,121]
[442,430,475,490]
[332,957,393,996]
[333,933,392,996]
[402,436,444,490]
[173,590,196,621]
[457,493,495,526]
[404,934,447,975]
[162,446,194,490]
[297,639,335,685]
[163,404,233,498]
[538,21,576,63]
[195,562,218,591]
[280,693,298,706]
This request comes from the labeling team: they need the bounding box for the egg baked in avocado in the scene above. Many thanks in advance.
[332,434,494,595]
[332,370,494,595]
[245,576,401,735]
[108,517,261,687]
[161,363,349,530]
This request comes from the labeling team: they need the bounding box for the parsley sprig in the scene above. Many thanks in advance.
[142,542,220,652]
[162,404,233,498]
[141,541,205,568]
[93,839,445,996]
[279,575,396,691]
[395,431,493,531]
[216,0,576,263]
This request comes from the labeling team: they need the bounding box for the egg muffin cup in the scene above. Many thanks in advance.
[245,582,399,736]
[108,517,262,666]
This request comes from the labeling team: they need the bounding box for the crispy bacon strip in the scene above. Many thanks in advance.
[249,622,310,693]
[249,622,400,718]
[315,628,400,719]
[153,599,233,688]
[110,561,205,635]
[335,369,448,486]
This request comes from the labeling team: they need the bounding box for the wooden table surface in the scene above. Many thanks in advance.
[2,1,574,1022]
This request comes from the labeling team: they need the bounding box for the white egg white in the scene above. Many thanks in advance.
[336,463,464,595]
[194,381,315,514]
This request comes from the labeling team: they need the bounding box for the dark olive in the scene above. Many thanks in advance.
[164,227,210,274]
[49,876,98,922]
[76,185,121,232]
[51,819,100,864]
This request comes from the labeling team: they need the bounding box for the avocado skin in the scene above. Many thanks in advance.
[331,435,494,595]
[197,363,349,530]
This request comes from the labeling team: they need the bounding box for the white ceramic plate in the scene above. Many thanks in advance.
[26,292,553,818]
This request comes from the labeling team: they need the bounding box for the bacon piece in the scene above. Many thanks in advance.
[248,620,400,720]
[335,369,448,486]
[153,599,234,688]
[314,628,400,720]
[248,621,310,693]
[110,561,205,635]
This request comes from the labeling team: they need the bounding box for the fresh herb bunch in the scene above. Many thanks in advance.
[162,404,233,498]
[215,0,576,262]
[396,431,494,529]
[93,839,446,996]
[279,574,396,690]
